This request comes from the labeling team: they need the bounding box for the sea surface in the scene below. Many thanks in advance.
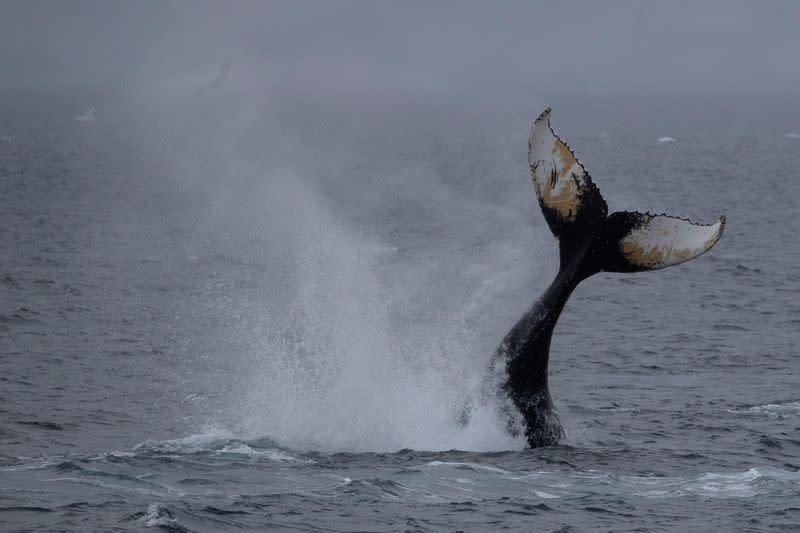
[1,88,798,531]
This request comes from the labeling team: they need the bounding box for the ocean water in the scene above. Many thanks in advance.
[1,89,798,531]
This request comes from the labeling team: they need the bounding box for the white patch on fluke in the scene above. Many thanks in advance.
[528,108,589,222]
[619,214,725,269]
[657,136,677,143]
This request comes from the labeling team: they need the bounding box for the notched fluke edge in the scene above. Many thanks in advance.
[629,211,727,230]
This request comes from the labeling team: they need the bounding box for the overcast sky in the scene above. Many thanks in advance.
[1,1,798,93]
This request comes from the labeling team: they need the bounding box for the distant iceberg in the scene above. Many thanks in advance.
[74,107,96,122]
[657,136,677,143]
[784,132,800,140]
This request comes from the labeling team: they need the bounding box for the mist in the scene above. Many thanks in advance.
[2,1,798,94]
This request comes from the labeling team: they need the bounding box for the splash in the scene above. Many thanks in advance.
[230,172,524,452]
[123,78,535,453]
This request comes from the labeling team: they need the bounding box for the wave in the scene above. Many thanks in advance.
[140,502,190,531]
[629,467,800,499]
[132,429,305,462]
[729,400,800,419]
[411,463,800,502]
[1,430,307,476]
[16,420,64,430]
[424,460,511,474]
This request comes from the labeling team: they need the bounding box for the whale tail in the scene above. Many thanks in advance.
[528,108,725,276]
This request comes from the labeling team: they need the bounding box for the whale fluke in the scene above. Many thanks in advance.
[529,107,607,244]
[528,107,724,276]
[485,108,725,448]
[602,211,724,272]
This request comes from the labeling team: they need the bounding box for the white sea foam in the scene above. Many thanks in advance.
[142,502,178,528]
[408,463,799,502]
[728,400,800,419]
[134,428,237,453]
[216,442,299,462]
[657,136,677,143]
[630,467,800,499]
[746,401,800,418]
[425,461,511,474]
[105,451,136,459]
[132,428,303,462]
